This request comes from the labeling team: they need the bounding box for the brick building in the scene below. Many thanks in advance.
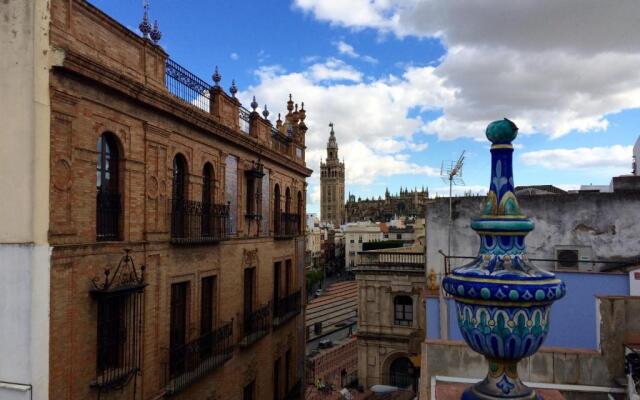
[1,0,311,399]
[306,337,358,392]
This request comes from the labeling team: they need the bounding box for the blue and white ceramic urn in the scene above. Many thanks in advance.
[443,119,566,400]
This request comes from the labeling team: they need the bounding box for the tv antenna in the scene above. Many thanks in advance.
[440,150,466,261]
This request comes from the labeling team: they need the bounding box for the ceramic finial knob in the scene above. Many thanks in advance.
[486,118,518,144]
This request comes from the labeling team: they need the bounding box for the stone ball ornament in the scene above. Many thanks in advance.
[443,119,566,400]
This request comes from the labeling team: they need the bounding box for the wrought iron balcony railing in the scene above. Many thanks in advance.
[170,199,229,244]
[239,106,250,134]
[274,213,300,239]
[165,58,210,112]
[356,251,425,271]
[273,290,301,328]
[165,321,234,395]
[96,191,121,241]
[239,302,271,348]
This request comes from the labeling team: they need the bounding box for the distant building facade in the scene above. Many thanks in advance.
[344,222,383,270]
[346,187,428,222]
[355,222,426,393]
[320,124,345,228]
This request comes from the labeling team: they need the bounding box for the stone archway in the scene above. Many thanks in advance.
[382,353,417,392]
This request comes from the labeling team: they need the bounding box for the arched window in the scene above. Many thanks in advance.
[394,295,413,326]
[171,154,188,239]
[202,163,214,236]
[96,133,121,240]
[172,154,187,201]
[285,187,292,235]
[389,357,414,389]
[297,191,304,235]
[273,184,281,234]
[285,187,291,214]
[202,163,213,205]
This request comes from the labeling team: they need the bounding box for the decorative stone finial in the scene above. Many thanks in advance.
[150,20,162,44]
[262,104,270,119]
[139,1,152,39]
[287,94,294,113]
[229,80,237,97]
[443,119,566,400]
[250,96,258,112]
[212,66,221,87]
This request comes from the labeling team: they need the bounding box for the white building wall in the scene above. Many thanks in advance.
[0,0,51,398]
[631,268,640,296]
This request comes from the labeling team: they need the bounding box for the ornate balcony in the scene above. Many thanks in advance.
[165,321,234,395]
[170,199,229,244]
[274,213,300,240]
[273,290,301,328]
[239,302,271,348]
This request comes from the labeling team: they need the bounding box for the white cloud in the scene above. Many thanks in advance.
[520,145,633,170]
[294,0,640,140]
[308,58,363,82]
[336,41,357,57]
[371,138,428,154]
[230,52,239,60]
[238,59,449,210]
[335,40,378,64]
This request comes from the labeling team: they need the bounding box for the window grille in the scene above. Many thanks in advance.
[90,250,146,392]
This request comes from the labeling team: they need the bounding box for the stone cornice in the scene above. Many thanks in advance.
[56,49,313,178]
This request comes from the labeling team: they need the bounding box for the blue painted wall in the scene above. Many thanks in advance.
[426,271,629,349]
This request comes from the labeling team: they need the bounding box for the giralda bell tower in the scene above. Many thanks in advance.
[320,123,345,227]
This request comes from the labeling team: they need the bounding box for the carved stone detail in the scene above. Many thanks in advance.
[243,248,258,267]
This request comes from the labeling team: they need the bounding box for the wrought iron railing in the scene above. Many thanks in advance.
[283,379,302,400]
[274,213,299,239]
[239,106,251,134]
[273,290,301,328]
[170,199,230,244]
[165,321,234,395]
[96,191,121,241]
[90,251,146,393]
[165,58,211,112]
[356,251,425,271]
[239,302,271,347]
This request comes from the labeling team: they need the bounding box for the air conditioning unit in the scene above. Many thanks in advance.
[555,246,593,271]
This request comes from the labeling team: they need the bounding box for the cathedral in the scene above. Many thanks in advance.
[345,187,429,222]
[319,124,429,224]
[320,123,345,227]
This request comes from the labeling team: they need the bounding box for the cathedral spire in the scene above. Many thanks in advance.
[326,122,339,161]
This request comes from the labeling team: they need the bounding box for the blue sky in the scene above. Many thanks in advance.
[91,1,639,213]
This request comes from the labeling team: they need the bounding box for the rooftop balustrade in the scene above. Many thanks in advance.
[356,250,425,272]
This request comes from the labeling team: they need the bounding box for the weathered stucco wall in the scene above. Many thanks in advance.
[0,0,51,399]
[426,192,640,275]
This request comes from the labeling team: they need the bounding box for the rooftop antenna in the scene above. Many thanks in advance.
[440,150,466,261]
